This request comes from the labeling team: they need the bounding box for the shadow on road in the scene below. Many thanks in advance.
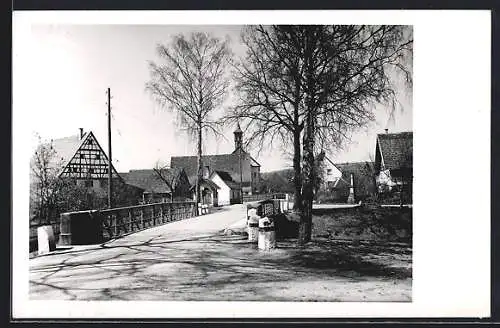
[30,229,412,301]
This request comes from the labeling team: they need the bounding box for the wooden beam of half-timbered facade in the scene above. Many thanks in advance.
[58,132,120,180]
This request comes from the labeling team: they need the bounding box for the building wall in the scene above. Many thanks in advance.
[227,154,253,186]
[377,169,397,190]
[324,162,342,182]
[211,174,231,206]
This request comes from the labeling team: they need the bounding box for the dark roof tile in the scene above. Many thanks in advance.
[171,153,259,182]
[377,132,413,171]
[121,168,184,194]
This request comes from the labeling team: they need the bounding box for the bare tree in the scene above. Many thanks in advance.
[30,136,89,224]
[153,161,181,203]
[228,26,309,211]
[230,25,412,244]
[146,32,232,214]
[30,137,59,224]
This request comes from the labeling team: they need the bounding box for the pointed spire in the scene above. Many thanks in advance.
[234,121,243,152]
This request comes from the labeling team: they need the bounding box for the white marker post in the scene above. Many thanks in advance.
[37,225,56,255]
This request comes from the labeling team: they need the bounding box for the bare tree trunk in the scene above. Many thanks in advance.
[195,124,202,216]
[292,130,302,211]
[299,115,315,245]
[298,29,316,245]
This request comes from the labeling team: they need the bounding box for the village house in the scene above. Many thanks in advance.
[30,128,143,216]
[51,129,120,189]
[209,170,242,206]
[120,167,192,204]
[374,130,413,195]
[315,157,374,202]
[171,123,261,198]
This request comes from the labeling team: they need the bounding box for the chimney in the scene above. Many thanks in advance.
[79,128,84,139]
[384,128,388,134]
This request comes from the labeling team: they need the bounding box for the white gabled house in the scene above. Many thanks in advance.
[209,170,242,206]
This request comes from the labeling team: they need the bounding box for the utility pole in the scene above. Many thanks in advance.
[107,87,113,209]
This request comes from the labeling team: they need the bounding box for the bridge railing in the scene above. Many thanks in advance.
[58,201,197,246]
[99,201,196,240]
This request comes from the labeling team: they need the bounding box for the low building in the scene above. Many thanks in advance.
[120,168,191,204]
[210,170,242,205]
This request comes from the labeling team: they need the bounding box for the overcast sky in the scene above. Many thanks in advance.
[25,25,412,173]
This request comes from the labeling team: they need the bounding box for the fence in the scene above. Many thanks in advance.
[30,201,197,250]
[97,201,196,241]
[242,193,289,203]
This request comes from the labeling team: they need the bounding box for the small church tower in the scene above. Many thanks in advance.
[234,122,243,152]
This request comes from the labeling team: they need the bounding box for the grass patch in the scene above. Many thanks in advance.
[274,205,412,243]
[312,205,412,243]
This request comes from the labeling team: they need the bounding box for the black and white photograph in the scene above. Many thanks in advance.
[12,10,490,319]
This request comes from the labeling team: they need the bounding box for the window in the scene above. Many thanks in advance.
[327,169,332,175]
[88,139,93,145]
[95,154,100,160]
[80,154,85,159]
[89,168,94,174]
[72,167,79,173]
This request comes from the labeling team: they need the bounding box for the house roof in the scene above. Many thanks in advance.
[213,170,241,189]
[215,170,234,182]
[120,168,184,194]
[171,153,260,182]
[333,162,376,196]
[189,178,220,191]
[376,132,413,171]
[35,131,120,179]
[336,162,371,182]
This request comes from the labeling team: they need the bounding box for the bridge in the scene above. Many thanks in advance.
[28,196,409,303]
[30,204,250,300]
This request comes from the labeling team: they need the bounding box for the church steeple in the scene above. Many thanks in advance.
[234,122,243,152]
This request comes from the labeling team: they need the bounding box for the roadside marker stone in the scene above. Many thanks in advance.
[258,217,276,251]
[37,225,56,255]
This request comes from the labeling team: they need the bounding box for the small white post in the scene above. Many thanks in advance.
[37,225,56,255]
[347,173,355,204]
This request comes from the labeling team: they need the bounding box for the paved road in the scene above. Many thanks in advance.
[29,204,247,300]
[29,203,411,302]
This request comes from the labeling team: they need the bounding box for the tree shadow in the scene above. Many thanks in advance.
[30,229,411,301]
[281,241,412,280]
